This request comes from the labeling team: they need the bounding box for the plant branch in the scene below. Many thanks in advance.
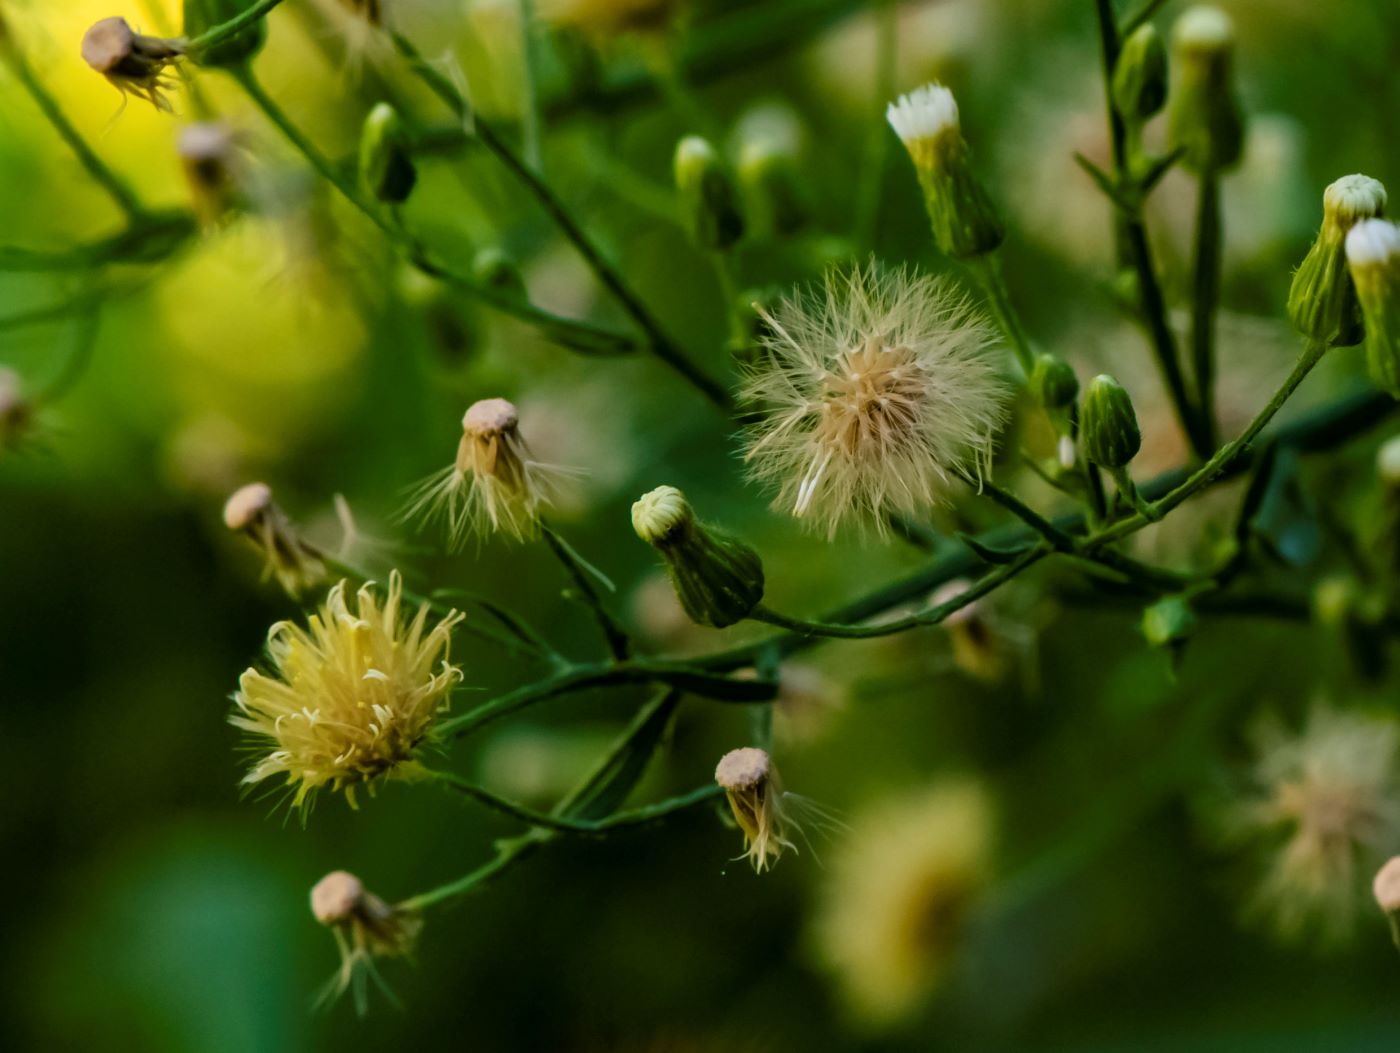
[184,0,288,56]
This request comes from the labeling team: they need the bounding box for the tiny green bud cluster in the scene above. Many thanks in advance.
[1346,219,1400,399]
[1029,353,1079,413]
[632,485,764,628]
[887,83,1003,259]
[1113,24,1168,124]
[674,136,744,252]
[359,102,416,205]
[1080,374,1141,470]
[1289,174,1387,347]
[734,104,807,240]
[1166,6,1245,173]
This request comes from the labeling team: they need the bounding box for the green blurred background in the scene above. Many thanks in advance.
[5,0,1400,1049]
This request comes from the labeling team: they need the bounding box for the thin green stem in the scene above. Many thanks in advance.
[516,0,543,173]
[966,255,1034,375]
[430,770,720,835]
[750,546,1048,640]
[541,525,630,660]
[852,0,899,252]
[1190,173,1222,449]
[232,65,640,357]
[38,298,102,404]
[440,660,776,739]
[184,0,288,56]
[1,42,144,218]
[391,32,732,410]
[1089,340,1330,547]
[973,475,1076,550]
[398,832,547,912]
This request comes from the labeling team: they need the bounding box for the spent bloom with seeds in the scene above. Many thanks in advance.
[741,263,1010,538]
[714,747,795,872]
[815,781,994,1027]
[403,398,569,547]
[231,571,464,811]
[310,870,420,1014]
[223,482,326,597]
[81,17,183,112]
[1220,706,1400,944]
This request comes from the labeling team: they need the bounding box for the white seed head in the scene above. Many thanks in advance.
[311,870,365,925]
[462,397,519,437]
[223,482,274,531]
[1174,5,1233,52]
[715,746,771,791]
[1374,857,1400,913]
[886,83,960,145]
[631,485,692,544]
[1346,219,1400,268]
[1323,175,1387,226]
[741,263,1010,538]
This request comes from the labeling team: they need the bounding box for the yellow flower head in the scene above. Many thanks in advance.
[402,398,571,548]
[815,781,994,1027]
[310,869,420,1014]
[231,571,464,810]
[714,747,795,872]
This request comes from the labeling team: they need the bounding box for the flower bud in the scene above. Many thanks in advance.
[632,485,764,628]
[1346,219,1400,398]
[674,136,744,252]
[178,122,241,227]
[1142,594,1197,648]
[0,367,34,452]
[887,83,1003,258]
[1113,23,1168,123]
[1374,856,1400,917]
[1288,175,1386,347]
[733,104,807,240]
[471,246,527,299]
[1166,6,1245,173]
[1029,353,1079,413]
[1378,435,1400,490]
[359,102,416,205]
[1080,374,1142,469]
[82,17,184,112]
[184,0,266,69]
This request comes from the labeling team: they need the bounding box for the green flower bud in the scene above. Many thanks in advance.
[632,486,764,628]
[887,83,1003,259]
[1346,220,1400,398]
[471,247,527,299]
[1029,354,1079,412]
[1166,6,1245,173]
[359,102,416,205]
[1378,435,1400,491]
[733,104,807,240]
[1113,24,1168,123]
[1080,374,1142,469]
[1288,174,1386,347]
[674,136,744,252]
[184,0,266,69]
[1142,595,1197,648]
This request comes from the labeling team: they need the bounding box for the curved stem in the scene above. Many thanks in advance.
[1,42,144,219]
[391,33,732,410]
[541,524,630,660]
[429,770,720,835]
[966,254,1034,376]
[749,545,1048,640]
[1190,173,1222,449]
[184,0,288,56]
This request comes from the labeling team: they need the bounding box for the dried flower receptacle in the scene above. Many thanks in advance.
[223,482,326,596]
[714,747,795,872]
[311,869,420,1013]
[231,571,464,811]
[402,398,570,547]
[81,17,183,112]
